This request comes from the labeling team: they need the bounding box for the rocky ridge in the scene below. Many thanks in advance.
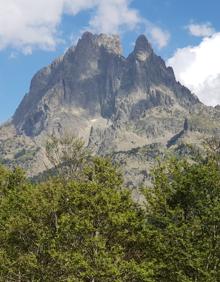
[1,32,220,187]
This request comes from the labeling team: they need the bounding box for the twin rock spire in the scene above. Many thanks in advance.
[77,31,153,60]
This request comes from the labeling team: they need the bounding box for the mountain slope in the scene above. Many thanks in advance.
[1,32,220,186]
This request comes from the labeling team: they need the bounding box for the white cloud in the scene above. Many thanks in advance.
[0,0,63,53]
[87,1,170,48]
[0,0,169,54]
[148,26,170,48]
[88,0,140,34]
[186,22,215,37]
[167,33,220,106]
[63,0,98,15]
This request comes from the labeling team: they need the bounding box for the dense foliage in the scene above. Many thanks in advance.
[0,153,219,281]
[144,157,220,281]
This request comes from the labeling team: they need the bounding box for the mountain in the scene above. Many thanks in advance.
[1,32,220,186]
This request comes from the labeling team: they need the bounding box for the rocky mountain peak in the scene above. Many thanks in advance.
[133,34,153,61]
[96,33,122,55]
[12,32,200,138]
[76,31,122,55]
[1,31,220,187]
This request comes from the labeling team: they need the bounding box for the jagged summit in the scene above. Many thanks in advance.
[77,32,152,57]
[12,32,198,137]
[131,35,153,62]
[134,34,153,57]
[76,31,122,55]
[1,32,220,186]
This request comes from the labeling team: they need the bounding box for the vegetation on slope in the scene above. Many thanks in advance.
[0,138,219,281]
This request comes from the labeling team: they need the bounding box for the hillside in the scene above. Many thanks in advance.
[1,32,220,186]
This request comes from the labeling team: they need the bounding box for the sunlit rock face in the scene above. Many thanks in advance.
[1,32,220,187]
[12,32,198,138]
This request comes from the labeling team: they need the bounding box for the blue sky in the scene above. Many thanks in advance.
[1,0,220,123]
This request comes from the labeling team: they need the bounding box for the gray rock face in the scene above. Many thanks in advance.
[1,32,220,186]
[12,33,199,138]
[13,32,124,137]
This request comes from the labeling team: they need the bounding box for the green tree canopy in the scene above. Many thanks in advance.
[0,159,154,281]
[144,157,220,281]
[0,149,219,281]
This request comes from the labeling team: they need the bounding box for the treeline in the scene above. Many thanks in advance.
[0,138,219,281]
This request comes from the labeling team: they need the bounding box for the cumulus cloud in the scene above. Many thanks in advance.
[0,0,169,54]
[186,22,215,37]
[88,0,140,34]
[88,1,170,48]
[65,0,141,37]
[167,33,220,106]
[63,0,98,15]
[0,0,63,52]
[147,25,170,48]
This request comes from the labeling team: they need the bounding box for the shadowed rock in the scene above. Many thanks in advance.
[1,32,220,187]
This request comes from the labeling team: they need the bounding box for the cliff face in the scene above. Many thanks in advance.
[13,32,124,138]
[13,32,199,139]
[1,32,220,186]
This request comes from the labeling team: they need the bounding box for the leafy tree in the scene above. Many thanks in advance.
[0,165,25,195]
[144,157,220,281]
[45,134,91,181]
[0,141,220,281]
[0,159,155,281]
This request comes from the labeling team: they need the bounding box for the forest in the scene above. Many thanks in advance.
[0,137,219,281]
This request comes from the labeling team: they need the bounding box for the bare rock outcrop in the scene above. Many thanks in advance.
[1,32,220,186]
